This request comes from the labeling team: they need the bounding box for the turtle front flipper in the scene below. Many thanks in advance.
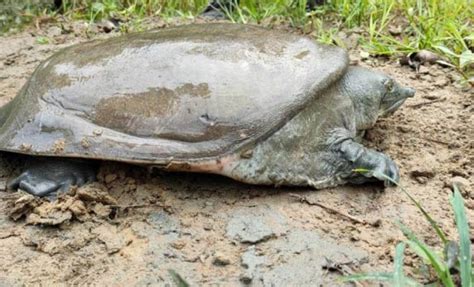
[337,139,399,186]
[7,159,97,199]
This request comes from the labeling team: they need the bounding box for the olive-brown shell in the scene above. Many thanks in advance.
[0,23,348,164]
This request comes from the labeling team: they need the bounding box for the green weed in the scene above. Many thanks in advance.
[168,269,190,287]
[346,170,473,286]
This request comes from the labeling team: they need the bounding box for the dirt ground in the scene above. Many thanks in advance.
[0,17,472,286]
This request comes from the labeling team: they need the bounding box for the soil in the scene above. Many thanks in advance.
[0,17,472,286]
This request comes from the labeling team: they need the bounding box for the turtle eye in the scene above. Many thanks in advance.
[383,78,394,92]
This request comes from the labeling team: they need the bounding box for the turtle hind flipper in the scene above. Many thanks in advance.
[7,158,97,199]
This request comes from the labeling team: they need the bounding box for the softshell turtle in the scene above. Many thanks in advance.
[0,23,415,197]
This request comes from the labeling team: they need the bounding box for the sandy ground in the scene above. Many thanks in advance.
[0,17,472,286]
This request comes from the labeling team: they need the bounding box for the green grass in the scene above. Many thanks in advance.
[345,170,473,286]
[0,0,472,80]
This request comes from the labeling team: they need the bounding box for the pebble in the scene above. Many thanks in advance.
[448,176,471,192]
[388,26,402,36]
[104,173,118,184]
[415,176,428,184]
[47,26,62,37]
[92,203,112,218]
[213,251,231,266]
[359,50,370,60]
[97,20,118,33]
[410,167,436,179]
[170,239,186,250]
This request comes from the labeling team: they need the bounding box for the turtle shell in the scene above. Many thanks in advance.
[0,23,348,164]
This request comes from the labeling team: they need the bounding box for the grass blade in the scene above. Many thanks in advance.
[398,223,455,287]
[354,168,448,244]
[168,269,190,287]
[393,242,406,286]
[344,272,394,282]
[450,185,472,287]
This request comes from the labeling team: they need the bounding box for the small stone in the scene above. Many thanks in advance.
[170,239,186,250]
[97,20,117,33]
[360,50,370,60]
[180,218,192,228]
[410,168,435,179]
[92,203,112,218]
[448,176,470,192]
[203,222,214,231]
[213,251,231,266]
[388,26,402,36]
[240,272,253,284]
[371,219,382,228]
[47,26,62,37]
[415,176,428,184]
[397,125,412,133]
[104,173,118,184]
[93,129,103,136]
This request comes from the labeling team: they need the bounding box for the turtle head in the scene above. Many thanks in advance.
[379,77,415,117]
[341,67,415,130]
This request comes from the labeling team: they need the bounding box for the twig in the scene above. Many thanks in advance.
[421,136,449,145]
[408,98,445,108]
[110,203,166,209]
[0,231,19,240]
[289,193,368,225]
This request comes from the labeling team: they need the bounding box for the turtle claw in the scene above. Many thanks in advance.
[339,139,400,187]
[367,155,400,187]
[7,159,97,199]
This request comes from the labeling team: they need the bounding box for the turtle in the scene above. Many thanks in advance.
[0,23,415,198]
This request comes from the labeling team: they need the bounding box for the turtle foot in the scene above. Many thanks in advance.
[7,159,97,199]
[351,151,399,187]
[339,139,400,187]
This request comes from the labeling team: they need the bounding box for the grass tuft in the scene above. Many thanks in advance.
[347,170,473,286]
[0,0,472,79]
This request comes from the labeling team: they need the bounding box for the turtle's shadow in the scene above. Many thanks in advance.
[98,160,385,204]
[0,153,386,208]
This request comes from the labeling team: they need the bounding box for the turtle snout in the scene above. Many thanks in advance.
[403,87,416,98]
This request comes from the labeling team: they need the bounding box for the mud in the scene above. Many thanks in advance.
[0,17,473,286]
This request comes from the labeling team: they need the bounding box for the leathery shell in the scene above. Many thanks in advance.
[0,23,348,164]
